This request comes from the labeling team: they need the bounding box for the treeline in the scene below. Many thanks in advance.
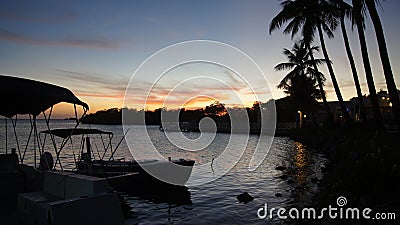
[81,101,267,125]
[81,99,307,125]
[269,0,400,131]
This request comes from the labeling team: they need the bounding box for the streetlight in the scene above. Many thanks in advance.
[297,111,303,128]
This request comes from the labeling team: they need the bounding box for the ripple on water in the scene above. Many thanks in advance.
[0,121,326,224]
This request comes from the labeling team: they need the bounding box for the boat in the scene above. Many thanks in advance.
[39,128,195,189]
[159,121,195,132]
[0,75,124,225]
[0,75,90,196]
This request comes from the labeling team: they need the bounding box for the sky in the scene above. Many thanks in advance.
[1,0,400,118]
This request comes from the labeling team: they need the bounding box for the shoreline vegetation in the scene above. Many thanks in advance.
[267,0,400,221]
[78,0,400,214]
[80,101,264,126]
[289,128,400,222]
[81,104,400,216]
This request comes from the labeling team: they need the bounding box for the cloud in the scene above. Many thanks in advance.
[242,90,271,96]
[0,29,118,50]
[75,91,123,99]
[324,79,390,90]
[0,1,78,24]
[53,68,127,100]
[54,68,270,110]
[124,81,235,110]
[141,94,229,110]
[54,69,126,85]
[127,72,269,109]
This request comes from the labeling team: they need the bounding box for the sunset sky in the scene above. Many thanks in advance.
[1,0,400,118]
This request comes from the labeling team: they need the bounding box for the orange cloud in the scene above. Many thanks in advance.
[182,96,217,109]
[75,91,123,99]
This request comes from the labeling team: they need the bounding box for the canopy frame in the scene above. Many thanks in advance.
[40,127,114,170]
[1,75,89,170]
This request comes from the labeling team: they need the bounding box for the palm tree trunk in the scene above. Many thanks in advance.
[303,77,318,128]
[340,12,367,123]
[317,24,352,126]
[307,44,333,123]
[365,0,400,131]
[354,13,383,130]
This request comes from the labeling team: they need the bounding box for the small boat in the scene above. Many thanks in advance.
[159,121,196,132]
[0,75,124,225]
[40,127,195,189]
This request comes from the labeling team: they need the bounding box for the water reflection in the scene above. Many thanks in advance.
[119,182,192,206]
[0,121,327,224]
[293,142,307,185]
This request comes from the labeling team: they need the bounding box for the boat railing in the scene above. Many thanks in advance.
[0,75,89,171]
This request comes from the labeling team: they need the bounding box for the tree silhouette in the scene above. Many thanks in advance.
[204,101,227,117]
[331,0,367,123]
[352,0,383,129]
[275,41,326,126]
[270,0,352,125]
[364,0,400,131]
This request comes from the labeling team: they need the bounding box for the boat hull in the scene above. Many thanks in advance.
[77,159,195,187]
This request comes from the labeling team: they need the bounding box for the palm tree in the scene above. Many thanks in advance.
[275,41,326,127]
[270,0,352,126]
[364,0,400,130]
[352,0,383,129]
[307,43,334,121]
[269,1,333,119]
[331,0,367,123]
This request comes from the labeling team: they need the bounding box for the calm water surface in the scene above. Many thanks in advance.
[0,120,326,224]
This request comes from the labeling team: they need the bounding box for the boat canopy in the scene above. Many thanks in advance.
[0,75,89,118]
[41,128,113,139]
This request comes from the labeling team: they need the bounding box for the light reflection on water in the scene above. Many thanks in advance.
[0,120,326,224]
[294,142,307,185]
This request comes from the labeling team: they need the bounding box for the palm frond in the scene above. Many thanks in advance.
[307,67,327,83]
[274,62,296,71]
[304,58,327,67]
[321,22,335,38]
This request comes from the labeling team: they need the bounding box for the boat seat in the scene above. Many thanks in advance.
[0,152,24,203]
[0,153,18,172]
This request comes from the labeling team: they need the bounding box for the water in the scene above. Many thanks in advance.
[0,120,326,224]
